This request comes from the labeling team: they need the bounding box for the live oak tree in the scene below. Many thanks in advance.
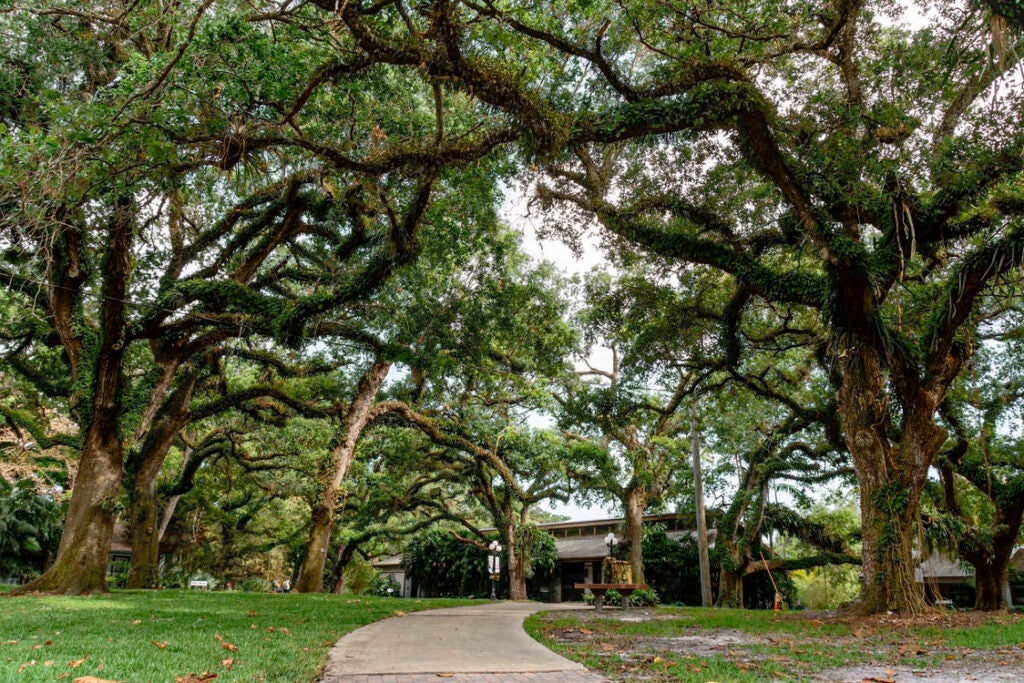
[365,251,579,600]
[499,0,1024,613]
[559,270,706,585]
[315,426,484,594]
[4,0,1022,614]
[292,203,513,593]
[0,0,513,594]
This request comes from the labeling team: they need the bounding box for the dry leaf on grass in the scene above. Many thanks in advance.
[221,658,234,671]
[68,656,89,668]
[220,641,238,652]
[73,677,124,683]
[174,673,217,682]
[151,641,167,649]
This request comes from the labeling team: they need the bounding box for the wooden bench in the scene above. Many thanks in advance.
[574,583,648,611]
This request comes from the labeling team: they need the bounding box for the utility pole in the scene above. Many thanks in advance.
[691,402,713,607]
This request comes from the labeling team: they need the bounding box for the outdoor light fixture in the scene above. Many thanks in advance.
[487,540,503,600]
[604,532,619,557]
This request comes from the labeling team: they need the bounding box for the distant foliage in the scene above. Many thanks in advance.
[403,529,495,598]
[402,526,559,599]
[642,530,711,605]
[0,478,62,580]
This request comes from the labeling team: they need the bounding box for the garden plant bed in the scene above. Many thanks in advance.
[526,607,1024,682]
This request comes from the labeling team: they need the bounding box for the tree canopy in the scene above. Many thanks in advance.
[2,0,1023,614]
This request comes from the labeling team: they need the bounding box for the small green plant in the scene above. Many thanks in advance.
[629,587,659,606]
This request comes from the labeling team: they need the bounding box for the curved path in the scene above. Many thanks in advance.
[318,601,606,683]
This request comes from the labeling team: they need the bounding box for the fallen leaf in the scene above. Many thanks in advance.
[2,640,18,645]
[131,620,142,626]
[393,611,406,617]
[152,641,167,649]
[250,623,258,629]
[68,656,89,668]
[277,627,290,635]
[44,660,56,666]
[435,674,454,678]
[73,678,124,683]
[652,656,664,664]
[174,674,217,683]
[45,640,53,646]
[862,678,895,683]
[578,627,594,635]
[220,641,238,653]
[214,634,223,642]
[18,661,37,673]
[221,658,234,671]
[599,642,615,652]
[247,610,257,617]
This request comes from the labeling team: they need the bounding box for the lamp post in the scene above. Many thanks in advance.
[603,532,619,584]
[487,540,502,600]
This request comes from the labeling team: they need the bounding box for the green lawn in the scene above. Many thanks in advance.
[0,590,477,682]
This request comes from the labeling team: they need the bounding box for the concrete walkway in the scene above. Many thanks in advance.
[318,601,607,683]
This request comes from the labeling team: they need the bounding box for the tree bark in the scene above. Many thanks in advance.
[717,569,744,608]
[974,558,1009,611]
[838,349,945,615]
[294,360,391,593]
[965,508,1022,611]
[330,543,359,594]
[623,485,646,585]
[125,365,199,588]
[506,523,528,600]
[17,198,135,595]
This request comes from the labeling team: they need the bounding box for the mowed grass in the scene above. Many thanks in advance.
[0,590,478,682]
[526,606,1024,682]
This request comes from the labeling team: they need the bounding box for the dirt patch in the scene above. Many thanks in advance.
[539,608,1024,682]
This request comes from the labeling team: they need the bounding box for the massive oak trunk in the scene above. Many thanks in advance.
[838,349,947,615]
[18,199,135,595]
[294,360,391,593]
